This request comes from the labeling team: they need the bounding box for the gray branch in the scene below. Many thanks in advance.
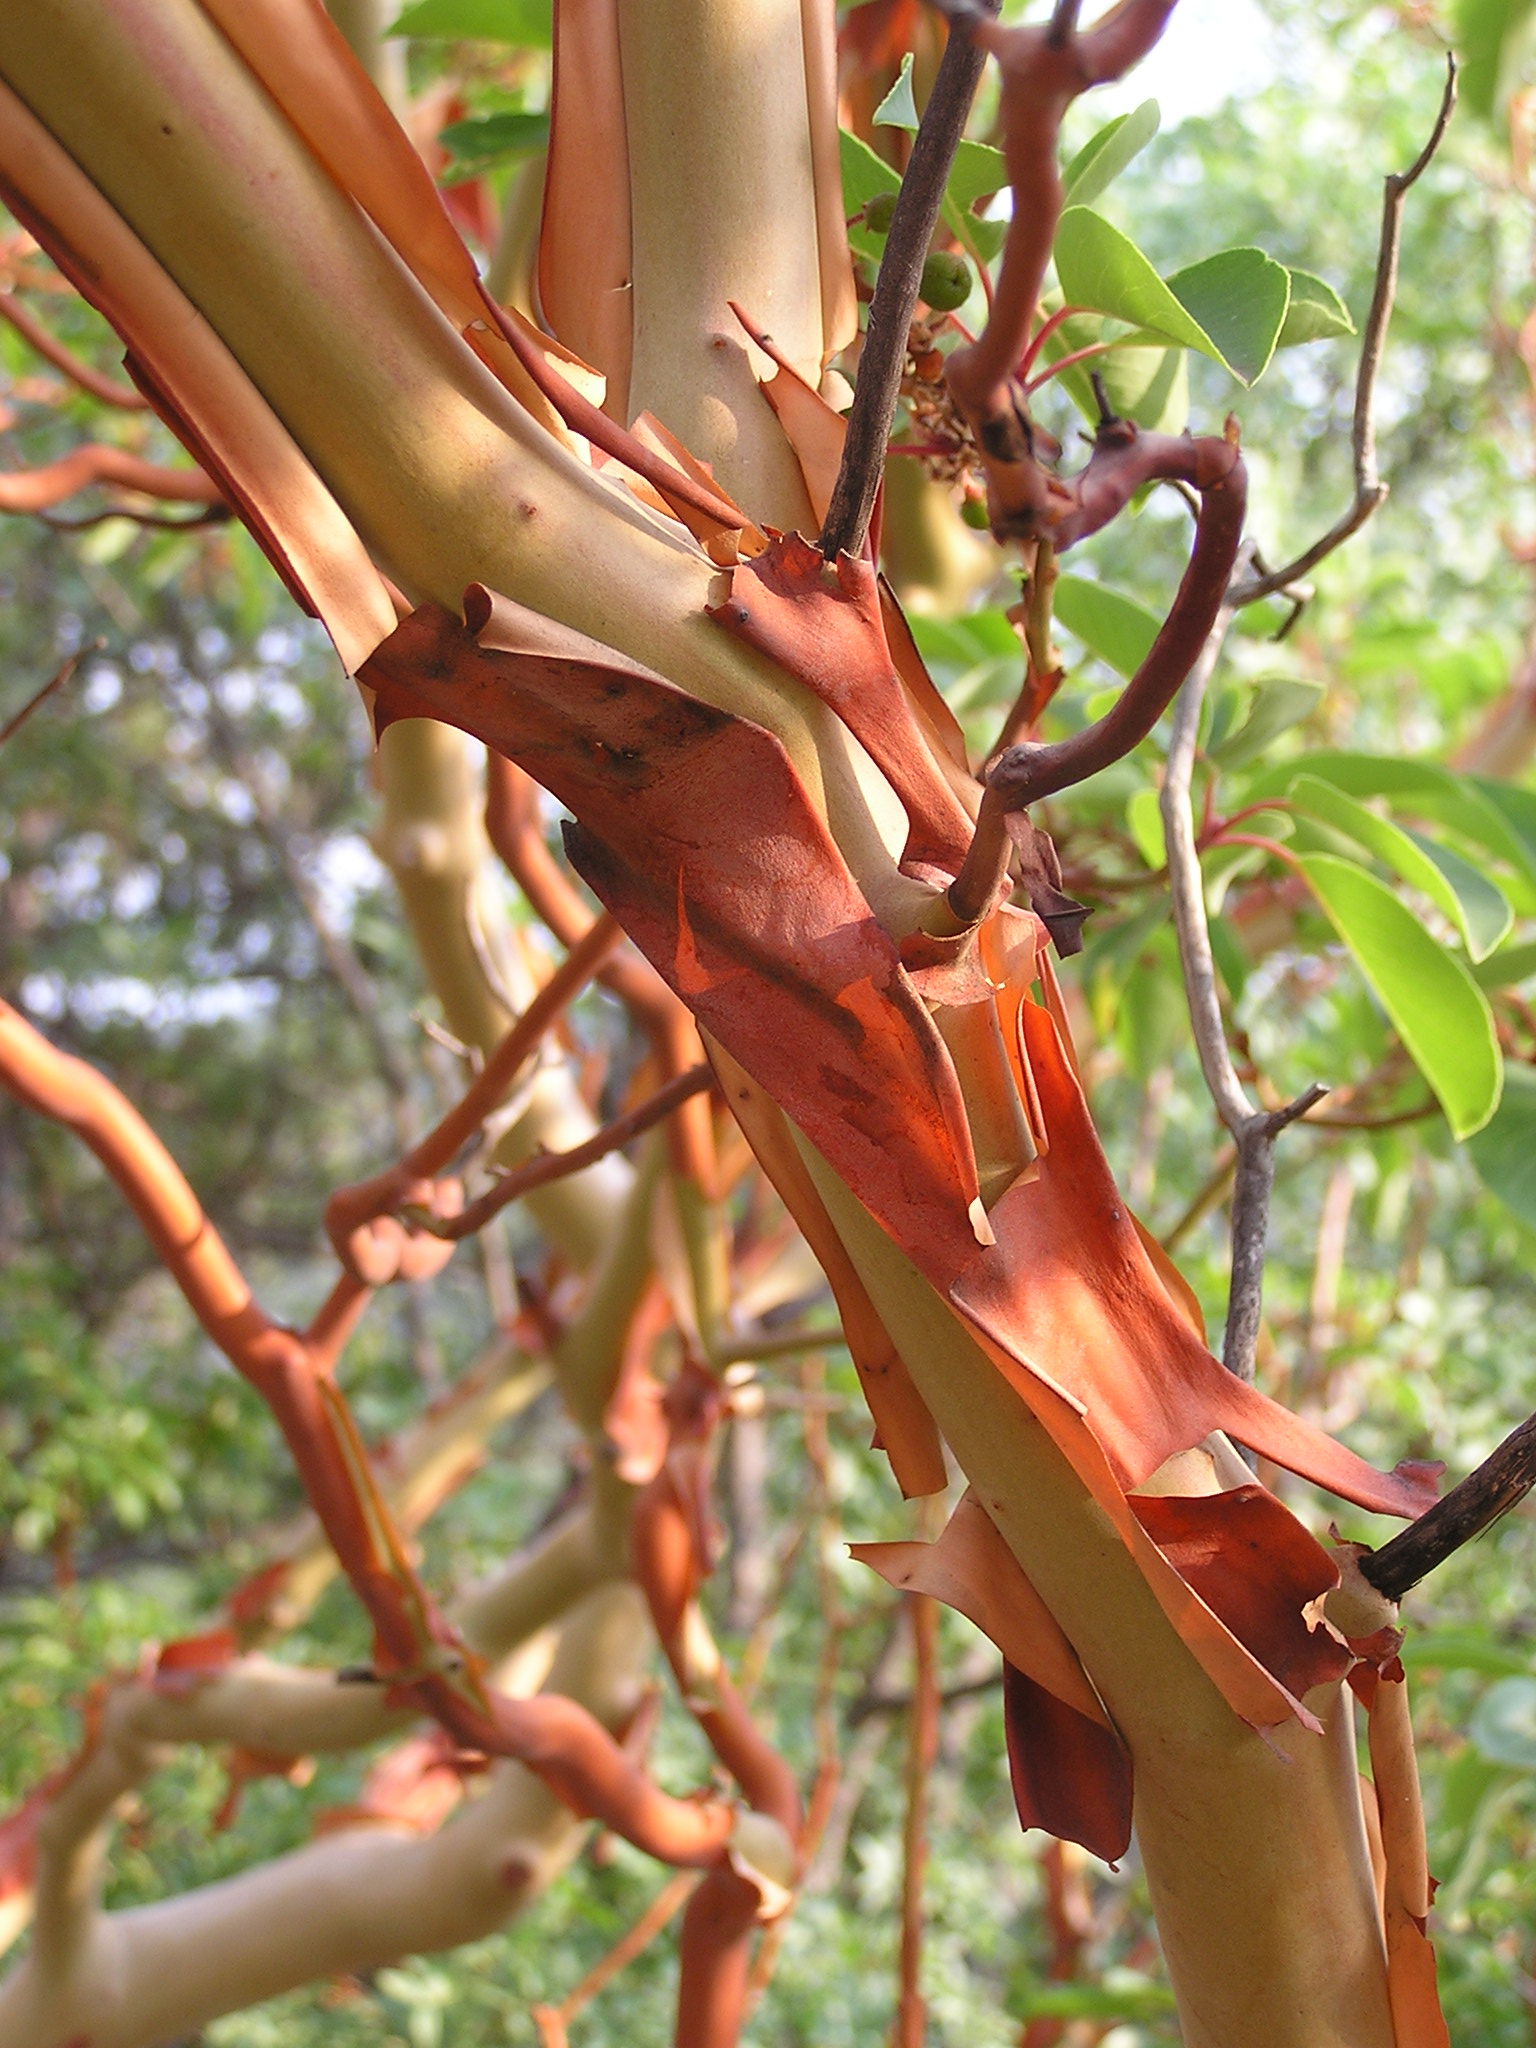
[1158,588,1326,1381]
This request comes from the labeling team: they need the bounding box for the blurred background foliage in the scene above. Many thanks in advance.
[5,0,1536,2042]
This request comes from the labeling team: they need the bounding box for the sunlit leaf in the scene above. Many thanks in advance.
[1062,100,1160,209]
[1054,208,1227,367]
[1289,774,1513,961]
[1166,248,1290,385]
[1298,852,1503,1138]
[1277,268,1355,346]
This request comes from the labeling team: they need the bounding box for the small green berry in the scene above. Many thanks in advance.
[919,250,971,312]
[960,494,991,531]
[863,190,899,235]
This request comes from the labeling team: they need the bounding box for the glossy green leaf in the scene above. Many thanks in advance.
[1063,100,1161,209]
[1054,574,1161,679]
[1468,1058,1536,1228]
[1166,248,1291,385]
[1277,269,1355,346]
[1054,209,1227,367]
[1288,775,1512,961]
[1469,1676,1536,1768]
[1253,752,1536,887]
[1209,676,1324,767]
[389,0,551,42]
[1298,853,1503,1138]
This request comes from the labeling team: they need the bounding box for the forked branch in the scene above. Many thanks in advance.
[1234,55,1456,608]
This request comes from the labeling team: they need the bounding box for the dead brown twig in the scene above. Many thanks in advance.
[1233,54,1457,609]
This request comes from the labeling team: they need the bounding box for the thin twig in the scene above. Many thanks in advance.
[818,3,999,561]
[1233,55,1456,609]
[1361,1408,1536,1601]
[0,649,83,750]
[424,1063,715,1241]
[1159,586,1328,1380]
[0,289,150,407]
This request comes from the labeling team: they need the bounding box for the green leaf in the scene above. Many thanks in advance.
[1166,248,1291,385]
[872,57,1006,253]
[1469,1675,1536,1768]
[1252,752,1536,888]
[389,0,551,42]
[438,109,549,181]
[1277,269,1355,347]
[1063,100,1160,209]
[1054,575,1160,679]
[1468,1058,1536,1227]
[839,128,900,261]
[1125,787,1166,871]
[1401,1628,1533,1678]
[1455,0,1536,120]
[1209,676,1324,768]
[1288,775,1513,962]
[1401,827,1514,961]
[1054,208,1227,368]
[1038,308,1189,433]
[872,56,920,129]
[1298,853,1503,1139]
[1474,937,1536,989]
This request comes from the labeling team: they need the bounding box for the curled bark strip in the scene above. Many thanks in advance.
[852,1491,1109,1727]
[0,442,221,510]
[947,433,1245,925]
[1002,1661,1132,1865]
[474,285,750,544]
[951,1000,1442,1519]
[0,286,149,405]
[360,588,986,1276]
[1365,1669,1450,2048]
[1129,1488,1353,1703]
[538,0,632,405]
[0,78,398,672]
[709,1037,947,1499]
[709,531,976,869]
